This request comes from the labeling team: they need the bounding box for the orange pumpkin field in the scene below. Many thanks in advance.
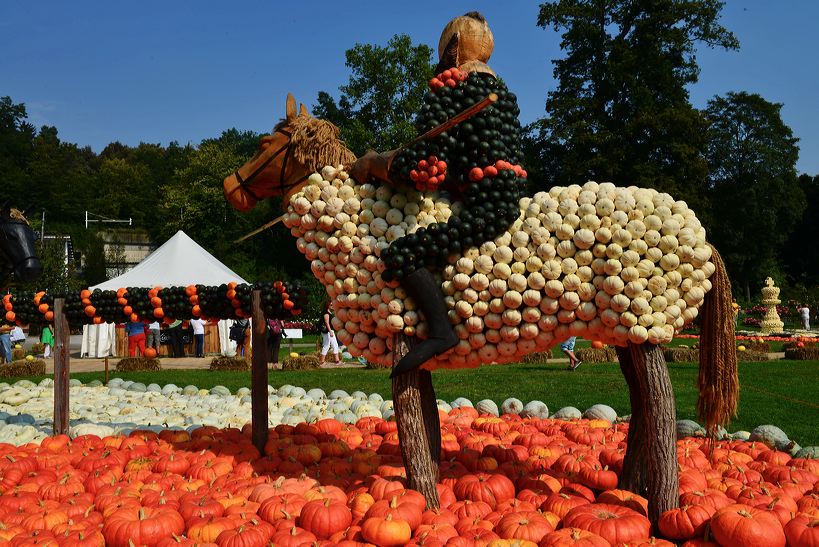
[0,408,816,546]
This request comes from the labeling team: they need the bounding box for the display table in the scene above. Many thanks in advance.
[114,322,221,357]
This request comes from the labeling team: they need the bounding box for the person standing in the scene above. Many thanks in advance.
[10,326,25,348]
[561,337,582,371]
[125,321,146,357]
[318,302,341,367]
[190,317,206,358]
[0,324,12,364]
[167,319,185,358]
[40,324,54,358]
[799,304,811,330]
[267,317,284,366]
[146,320,161,351]
[230,318,250,358]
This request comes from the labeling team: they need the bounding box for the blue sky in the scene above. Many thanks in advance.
[3,1,817,174]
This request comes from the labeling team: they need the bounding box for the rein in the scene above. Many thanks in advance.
[232,127,310,201]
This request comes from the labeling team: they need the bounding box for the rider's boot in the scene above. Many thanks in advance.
[390,268,458,378]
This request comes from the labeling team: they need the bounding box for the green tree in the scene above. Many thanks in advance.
[782,174,819,289]
[705,92,804,300]
[313,34,434,155]
[0,96,36,201]
[529,0,738,208]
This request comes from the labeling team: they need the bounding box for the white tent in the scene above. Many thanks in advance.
[91,230,248,290]
[81,230,248,357]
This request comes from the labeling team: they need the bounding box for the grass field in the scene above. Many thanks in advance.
[18,358,819,446]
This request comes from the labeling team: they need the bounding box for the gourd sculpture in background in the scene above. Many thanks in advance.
[759,277,785,335]
[223,12,738,527]
[0,204,42,288]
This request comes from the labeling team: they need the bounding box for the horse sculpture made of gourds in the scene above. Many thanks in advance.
[224,95,738,526]
[0,205,42,288]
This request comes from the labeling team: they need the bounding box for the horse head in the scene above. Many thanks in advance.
[223,94,356,212]
[0,204,42,284]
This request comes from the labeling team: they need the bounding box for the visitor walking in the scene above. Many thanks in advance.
[167,319,185,358]
[147,320,161,350]
[799,304,811,330]
[40,324,54,358]
[318,301,341,366]
[267,317,284,366]
[125,321,146,357]
[562,336,582,371]
[0,324,12,364]
[190,317,206,358]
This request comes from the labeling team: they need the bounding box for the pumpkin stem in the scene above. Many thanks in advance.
[737,509,753,518]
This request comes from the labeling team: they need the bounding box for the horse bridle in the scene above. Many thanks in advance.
[231,127,311,201]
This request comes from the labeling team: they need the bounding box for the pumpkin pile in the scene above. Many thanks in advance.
[285,165,715,369]
[0,409,815,546]
[1,280,308,327]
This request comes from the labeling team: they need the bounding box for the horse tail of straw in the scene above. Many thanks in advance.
[697,244,738,437]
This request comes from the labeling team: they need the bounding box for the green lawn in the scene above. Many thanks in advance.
[17,359,818,446]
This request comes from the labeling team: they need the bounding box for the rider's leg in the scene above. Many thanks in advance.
[390,268,458,378]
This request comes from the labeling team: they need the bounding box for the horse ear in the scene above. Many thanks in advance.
[299,103,310,117]
[286,93,297,121]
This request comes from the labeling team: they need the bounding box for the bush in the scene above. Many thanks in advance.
[281,354,320,370]
[209,357,250,371]
[0,359,46,377]
[115,357,161,372]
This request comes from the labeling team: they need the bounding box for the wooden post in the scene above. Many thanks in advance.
[625,342,679,528]
[104,357,109,385]
[53,298,70,436]
[391,334,441,509]
[250,290,269,454]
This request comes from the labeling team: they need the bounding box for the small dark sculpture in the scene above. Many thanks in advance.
[0,204,42,287]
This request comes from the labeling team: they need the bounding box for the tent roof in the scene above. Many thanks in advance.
[91,230,248,290]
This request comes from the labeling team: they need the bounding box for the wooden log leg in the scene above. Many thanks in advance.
[629,342,679,528]
[616,345,647,495]
[392,334,440,509]
[418,369,441,466]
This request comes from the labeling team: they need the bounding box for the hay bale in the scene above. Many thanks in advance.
[115,358,162,372]
[0,359,46,378]
[365,359,390,370]
[281,354,320,370]
[663,347,699,362]
[736,350,771,362]
[521,351,552,364]
[11,348,26,361]
[747,341,771,353]
[209,357,251,371]
[783,346,819,360]
[30,343,45,355]
[576,346,617,363]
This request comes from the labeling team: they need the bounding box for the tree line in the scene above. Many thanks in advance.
[2,1,817,308]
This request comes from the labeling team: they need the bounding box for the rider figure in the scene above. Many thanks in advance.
[351,12,526,377]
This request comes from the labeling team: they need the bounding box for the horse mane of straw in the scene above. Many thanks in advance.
[283,116,356,173]
[697,244,739,436]
[7,209,29,224]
